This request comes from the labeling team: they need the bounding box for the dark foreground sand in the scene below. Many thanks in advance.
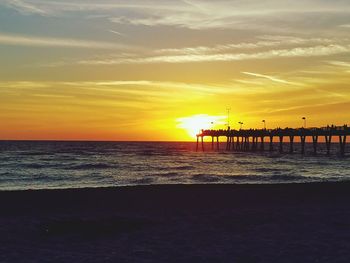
[0,182,350,263]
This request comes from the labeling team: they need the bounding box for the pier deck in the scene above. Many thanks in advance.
[196,125,349,156]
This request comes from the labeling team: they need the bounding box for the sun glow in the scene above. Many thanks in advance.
[176,114,226,139]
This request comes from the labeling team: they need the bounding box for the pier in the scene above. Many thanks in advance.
[196,125,349,156]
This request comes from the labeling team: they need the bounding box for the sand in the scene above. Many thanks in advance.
[0,182,349,262]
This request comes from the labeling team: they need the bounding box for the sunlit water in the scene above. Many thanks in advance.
[0,141,349,190]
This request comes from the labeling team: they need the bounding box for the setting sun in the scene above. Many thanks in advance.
[176,114,226,139]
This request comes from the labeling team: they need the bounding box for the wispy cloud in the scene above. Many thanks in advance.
[0,33,130,49]
[339,24,350,28]
[3,0,47,15]
[32,94,75,99]
[108,30,126,37]
[242,72,303,86]
[155,36,334,55]
[78,44,350,65]
[328,60,350,73]
[328,61,350,67]
[0,81,51,89]
[0,80,234,95]
[62,80,232,95]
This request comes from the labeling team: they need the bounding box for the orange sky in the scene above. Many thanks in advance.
[0,1,350,141]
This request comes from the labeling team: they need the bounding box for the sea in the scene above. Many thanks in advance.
[0,141,349,191]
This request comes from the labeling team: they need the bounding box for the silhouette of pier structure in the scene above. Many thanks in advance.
[196,125,349,156]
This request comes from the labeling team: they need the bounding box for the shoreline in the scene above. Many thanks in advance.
[1,179,350,192]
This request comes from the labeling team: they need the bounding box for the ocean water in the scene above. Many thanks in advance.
[0,141,349,191]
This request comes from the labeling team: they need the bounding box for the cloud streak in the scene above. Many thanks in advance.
[242,72,302,85]
[0,33,130,49]
[339,24,350,28]
[3,0,47,15]
[155,36,334,55]
[108,30,126,37]
[0,80,233,95]
[78,44,350,65]
[328,61,350,67]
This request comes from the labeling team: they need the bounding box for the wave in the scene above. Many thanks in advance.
[130,177,154,184]
[157,172,179,177]
[0,172,13,178]
[268,174,308,181]
[21,163,53,169]
[156,165,193,171]
[252,168,290,173]
[18,152,53,156]
[137,150,162,156]
[191,174,221,183]
[65,163,117,170]
[235,161,256,165]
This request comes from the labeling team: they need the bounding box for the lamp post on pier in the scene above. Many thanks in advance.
[302,117,306,128]
[238,122,243,130]
[262,120,266,130]
[226,107,231,130]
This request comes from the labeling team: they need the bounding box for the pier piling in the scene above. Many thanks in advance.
[269,136,274,151]
[312,135,318,155]
[339,135,347,156]
[289,136,294,153]
[231,137,235,151]
[325,135,332,155]
[300,135,306,155]
[260,137,265,151]
[239,136,243,151]
[245,137,249,151]
[279,136,284,153]
[252,137,257,152]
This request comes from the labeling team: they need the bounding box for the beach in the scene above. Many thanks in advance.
[0,182,349,262]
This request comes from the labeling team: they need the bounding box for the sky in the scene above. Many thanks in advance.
[0,0,350,141]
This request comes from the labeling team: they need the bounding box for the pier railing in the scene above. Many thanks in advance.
[196,125,349,156]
